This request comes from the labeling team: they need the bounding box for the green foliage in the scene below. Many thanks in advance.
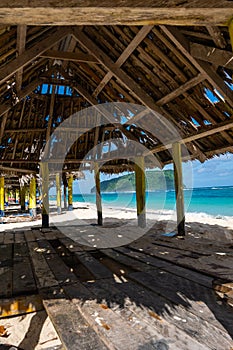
[91,170,176,193]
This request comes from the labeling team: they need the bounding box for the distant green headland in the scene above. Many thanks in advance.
[91,170,176,193]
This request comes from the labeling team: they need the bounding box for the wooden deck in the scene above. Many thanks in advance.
[0,225,233,350]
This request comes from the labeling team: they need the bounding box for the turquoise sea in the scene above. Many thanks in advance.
[67,186,233,218]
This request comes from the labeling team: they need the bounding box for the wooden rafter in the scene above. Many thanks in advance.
[16,25,27,93]
[206,26,227,49]
[147,117,233,156]
[160,26,233,109]
[93,25,154,97]
[190,43,233,70]
[0,166,36,174]
[0,1,232,26]
[0,27,71,87]
[156,73,204,106]
[40,50,99,64]
[72,28,207,162]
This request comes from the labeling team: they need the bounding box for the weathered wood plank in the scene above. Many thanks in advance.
[74,251,113,280]
[191,43,233,69]
[128,242,233,281]
[64,282,147,350]
[127,271,233,349]
[107,247,214,288]
[0,244,12,297]
[27,241,59,289]
[37,241,79,286]
[83,278,210,350]
[4,231,14,244]
[0,2,232,26]
[13,243,37,295]
[157,73,204,106]
[42,287,108,350]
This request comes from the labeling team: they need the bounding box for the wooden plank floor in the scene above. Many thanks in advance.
[0,226,232,349]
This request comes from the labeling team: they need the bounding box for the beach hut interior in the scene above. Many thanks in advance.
[0,1,233,349]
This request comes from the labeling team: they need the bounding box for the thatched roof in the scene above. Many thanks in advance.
[0,4,233,178]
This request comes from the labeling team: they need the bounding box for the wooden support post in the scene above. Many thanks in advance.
[94,164,103,226]
[63,183,67,210]
[41,162,49,228]
[29,176,37,218]
[135,157,146,228]
[68,174,73,211]
[0,177,4,217]
[15,189,20,204]
[172,142,185,236]
[56,173,62,214]
[25,187,29,210]
[4,188,8,207]
[20,186,26,211]
[229,19,233,51]
[229,19,233,81]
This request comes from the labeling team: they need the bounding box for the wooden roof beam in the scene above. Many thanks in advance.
[206,26,227,49]
[156,73,205,106]
[93,25,154,98]
[160,26,233,109]
[16,25,27,93]
[147,117,233,156]
[0,166,36,174]
[0,1,232,26]
[40,50,99,64]
[72,28,207,162]
[0,27,71,87]
[190,43,233,70]
[0,112,8,144]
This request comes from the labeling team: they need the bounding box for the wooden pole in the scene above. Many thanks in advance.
[62,173,67,209]
[4,188,8,207]
[229,19,233,51]
[0,177,4,217]
[41,162,49,228]
[68,174,73,211]
[20,186,26,210]
[29,176,36,218]
[94,163,103,226]
[135,156,146,228]
[25,187,29,210]
[172,142,185,236]
[56,173,62,214]
[15,189,20,204]
[63,183,67,210]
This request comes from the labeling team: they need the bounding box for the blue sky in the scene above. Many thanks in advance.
[73,153,233,194]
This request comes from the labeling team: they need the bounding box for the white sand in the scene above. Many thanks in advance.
[0,310,62,349]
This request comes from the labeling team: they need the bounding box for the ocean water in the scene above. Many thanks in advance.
[67,186,233,218]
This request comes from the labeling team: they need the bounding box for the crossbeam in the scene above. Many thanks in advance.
[0,1,232,26]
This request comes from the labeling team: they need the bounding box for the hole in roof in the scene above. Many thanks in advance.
[191,117,200,127]
[204,88,219,103]
[203,120,211,125]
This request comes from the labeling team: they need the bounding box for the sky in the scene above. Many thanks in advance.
[72,153,233,194]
